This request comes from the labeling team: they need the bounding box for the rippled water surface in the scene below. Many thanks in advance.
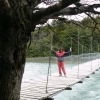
[23,61,100,100]
[53,70,100,100]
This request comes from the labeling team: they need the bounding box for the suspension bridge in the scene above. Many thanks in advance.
[20,28,100,100]
[20,56,100,100]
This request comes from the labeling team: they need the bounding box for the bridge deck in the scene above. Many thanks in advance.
[20,59,100,100]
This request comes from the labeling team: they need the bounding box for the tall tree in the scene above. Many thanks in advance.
[0,0,100,100]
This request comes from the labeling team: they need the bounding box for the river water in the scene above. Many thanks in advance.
[22,58,100,100]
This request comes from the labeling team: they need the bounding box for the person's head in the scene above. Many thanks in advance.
[59,47,64,53]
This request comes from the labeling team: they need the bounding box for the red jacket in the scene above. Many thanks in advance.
[52,50,71,62]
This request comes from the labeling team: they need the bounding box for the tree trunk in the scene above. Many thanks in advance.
[0,28,28,100]
[0,0,33,99]
[0,12,33,99]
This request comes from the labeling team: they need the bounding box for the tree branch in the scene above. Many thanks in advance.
[32,0,80,24]
[36,3,100,25]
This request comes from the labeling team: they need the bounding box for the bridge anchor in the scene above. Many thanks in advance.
[86,76,90,78]
[78,80,83,83]
[65,87,72,90]
[96,69,98,71]
[43,97,54,100]
[92,72,95,74]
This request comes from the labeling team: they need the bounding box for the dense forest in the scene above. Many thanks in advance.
[26,17,100,57]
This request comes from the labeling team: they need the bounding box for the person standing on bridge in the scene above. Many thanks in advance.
[51,47,72,77]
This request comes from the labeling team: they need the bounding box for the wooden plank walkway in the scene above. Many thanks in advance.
[20,59,100,100]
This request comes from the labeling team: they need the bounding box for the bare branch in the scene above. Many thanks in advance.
[36,3,100,25]
[32,0,80,24]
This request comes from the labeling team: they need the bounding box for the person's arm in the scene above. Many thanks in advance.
[63,47,72,57]
[52,49,56,54]
[64,51,71,56]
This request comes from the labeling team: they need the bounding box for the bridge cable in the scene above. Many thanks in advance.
[94,40,100,66]
[81,45,83,64]
[46,32,53,93]
[98,45,100,66]
[77,27,80,78]
[90,37,93,70]
[70,37,73,69]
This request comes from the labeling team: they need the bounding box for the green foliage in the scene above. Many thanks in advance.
[26,17,100,57]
